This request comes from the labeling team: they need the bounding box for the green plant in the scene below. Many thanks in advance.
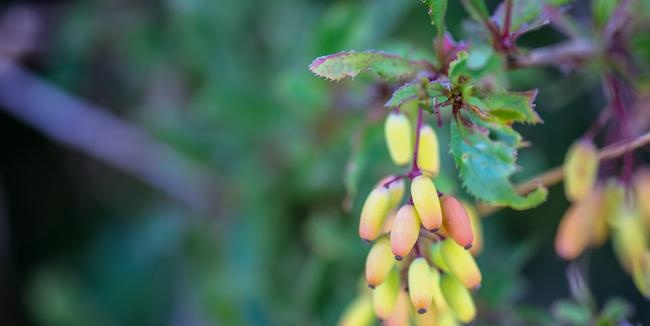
[310,0,650,324]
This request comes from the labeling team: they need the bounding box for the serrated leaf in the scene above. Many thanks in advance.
[422,0,448,38]
[449,50,504,85]
[450,112,547,210]
[468,90,542,124]
[309,51,426,81]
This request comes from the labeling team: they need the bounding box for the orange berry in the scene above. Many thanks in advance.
[440,195,474,249]
[390,205,421,260]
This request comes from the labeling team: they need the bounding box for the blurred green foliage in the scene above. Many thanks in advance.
[1,0,648,325]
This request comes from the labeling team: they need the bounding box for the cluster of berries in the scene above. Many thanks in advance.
[555,140,650,297]
[339,110,483,325]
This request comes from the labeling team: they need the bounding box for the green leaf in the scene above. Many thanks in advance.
[460,0,490,22]
[449,50,504,85]
[385,82,447,108]
[422,0,448,38]
[309,51,426,81]
[597,297,632,325]
[552,300,592,326]
[449,112,547,210]
[468,90,542,124]
[386,84,418,107]
[593,0,620,28]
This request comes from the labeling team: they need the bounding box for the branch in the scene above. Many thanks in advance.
[477,131,650,216]
[0,59,220,213]
[509,39,595,70]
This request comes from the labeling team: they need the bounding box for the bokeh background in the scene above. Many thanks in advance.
[0,0,648,325]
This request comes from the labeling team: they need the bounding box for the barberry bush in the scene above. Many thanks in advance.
[311,0,650,324]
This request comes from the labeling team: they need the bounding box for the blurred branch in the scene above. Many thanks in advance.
[0,59,220,213]
[478,131,650,216]
[510,39,595,70]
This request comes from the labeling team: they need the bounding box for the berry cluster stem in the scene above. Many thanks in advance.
[410,106,425,175]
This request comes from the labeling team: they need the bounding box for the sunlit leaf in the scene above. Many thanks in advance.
[309,51,427,81]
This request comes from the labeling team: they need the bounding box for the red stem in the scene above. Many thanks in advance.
[607,76,634,183]
[411,106,424,175]
[503,0,513,37]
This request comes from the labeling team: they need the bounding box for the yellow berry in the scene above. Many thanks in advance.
[430,267,449,315]
[564,140,599,202]
[373,268,400,319]
[440,195,474,249]
[391,205,421,260]
[634,169,650,229]
[613,207,647,272]
[385,112,413,166]
[430,242,450,273]
[414,306,438,326]
[417,125,440,176]
[438,312,460,326]
[365,236,395,288]
[408,257,434,314]
[377,176,405,209]
[440,274,476,323]
[632,251,650,298]
[411,175,443,231]
[590,186,608,246]
[383,290,410,326]
[440,239,482,289]
[359,186,391,242]
[337,294,374,326]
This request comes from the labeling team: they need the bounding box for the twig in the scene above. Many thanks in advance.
[477,131,650,216]
[509,39,595,70]
[0,60,220,213]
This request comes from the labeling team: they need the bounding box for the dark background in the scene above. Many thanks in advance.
[0,0,648,325]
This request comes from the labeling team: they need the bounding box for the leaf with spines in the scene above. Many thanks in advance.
[309,51,427,81]
[467,90,541,124]
[449,112,548,210]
